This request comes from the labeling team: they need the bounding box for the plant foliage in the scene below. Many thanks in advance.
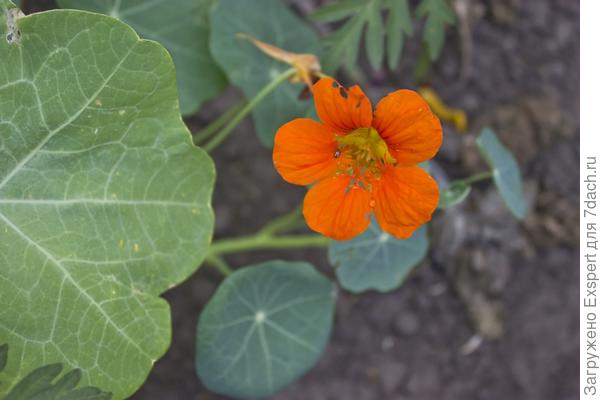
[57,0,227,115]
[0,2,214,397]
[196,261,336,399]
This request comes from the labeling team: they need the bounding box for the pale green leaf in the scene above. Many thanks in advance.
[329,222,428,293]
[386,0,412,69]
[57,0,227,116]
[415,0,456,60]
[438,181,471,209]
[0,5,214,398]
[476,128,527,219]
[322,13,366,72]
[196,261,336,399]
[311,0,365,23]
[210,0,321,146]
[4,361,111,400]
[319,2,368,72]
[365,0,384,70]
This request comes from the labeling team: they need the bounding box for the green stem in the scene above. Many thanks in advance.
[258,205,303,236]
[460,170,494,185]
[204,68,296,152]
[205,255,233,276]
[193,100,247,145]
[209,234,329,257]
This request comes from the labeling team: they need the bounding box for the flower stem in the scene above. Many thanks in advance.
[209,234,329,257]
[257,205,303,236]
[193,100,247,145]
[205,255,233,276]
[459,170,494,185]
[203,68,296,152]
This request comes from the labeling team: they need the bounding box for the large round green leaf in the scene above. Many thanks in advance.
[210,0,321,146]
[58,0,227,116]
[0,4,214,398]
[329,222,429,293]
[196,261,336,399]
[476,127,527,219]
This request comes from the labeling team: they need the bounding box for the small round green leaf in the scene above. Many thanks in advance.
[196,261,336,399]
[329,222,428,293]
[210,0,321,146]
[476,127,527,219]
[438,181,471,209]
[58,0,227,115]
[0,6,214,398]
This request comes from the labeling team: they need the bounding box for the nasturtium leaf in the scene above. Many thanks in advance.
[4,362,111,400]
[476,128,527,219]
[210,0,321,146]
[415,0,456,60]
[438,181,471,209]
[196,261,336,399]
[0,4,214,398]
[329,222,428,293]
[58,0,227,116]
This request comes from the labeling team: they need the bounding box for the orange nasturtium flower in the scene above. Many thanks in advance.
[273,77,443,240]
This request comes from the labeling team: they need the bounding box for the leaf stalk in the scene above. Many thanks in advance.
[203,68,296,152]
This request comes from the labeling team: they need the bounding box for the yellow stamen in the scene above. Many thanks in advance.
[336,127,396,174]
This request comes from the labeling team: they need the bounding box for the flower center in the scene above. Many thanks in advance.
[336,127,396,175]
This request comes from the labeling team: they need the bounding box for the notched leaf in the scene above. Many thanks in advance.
[4,362,111,400]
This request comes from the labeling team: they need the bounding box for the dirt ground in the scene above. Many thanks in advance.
[22,0,580,398]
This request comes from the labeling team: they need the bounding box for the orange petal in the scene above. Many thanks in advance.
[372,166,439,239]
[303,175,371,240]
[313,77,372,133]
[373,90,442,165]
[273,118,339,186]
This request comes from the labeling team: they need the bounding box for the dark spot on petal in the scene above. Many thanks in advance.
[332,81,339,88]
[339,87,348,99]
[355,98,364,109]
